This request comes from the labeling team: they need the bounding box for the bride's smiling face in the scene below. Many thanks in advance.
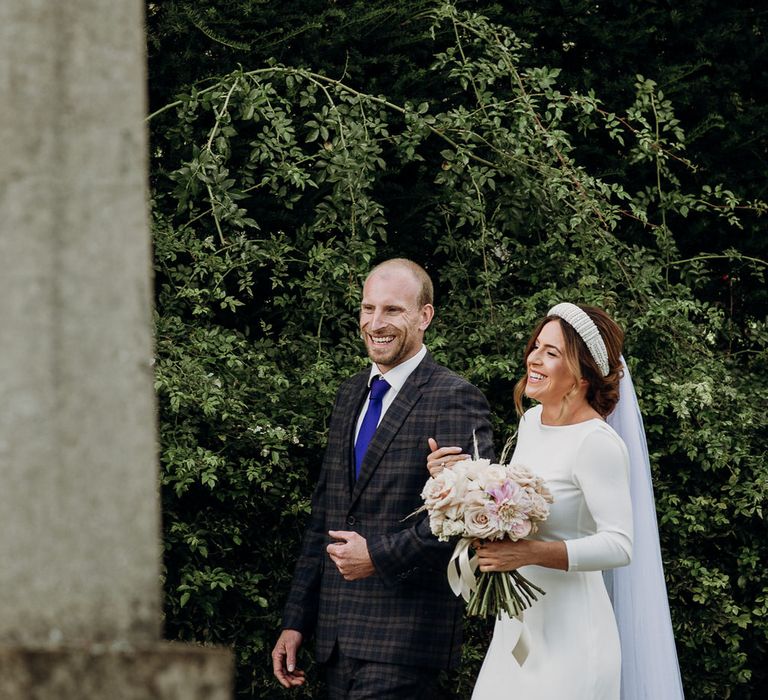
[524,321,578,405]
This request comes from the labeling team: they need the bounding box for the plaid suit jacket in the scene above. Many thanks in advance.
[282,351,494,669]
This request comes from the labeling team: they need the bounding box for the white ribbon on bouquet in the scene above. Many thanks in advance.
[447,537,531,665]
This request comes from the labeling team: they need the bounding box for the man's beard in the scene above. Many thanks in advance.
[363,331,408,368]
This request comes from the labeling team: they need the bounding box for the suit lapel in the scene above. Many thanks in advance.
[339,372,371,498]
[349,353,437,506]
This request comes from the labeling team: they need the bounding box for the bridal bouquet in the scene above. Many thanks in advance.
[420,457,553,618]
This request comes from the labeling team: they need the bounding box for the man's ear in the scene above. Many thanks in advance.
[419,304,435,331]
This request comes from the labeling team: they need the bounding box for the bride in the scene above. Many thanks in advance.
[428,303,684,699]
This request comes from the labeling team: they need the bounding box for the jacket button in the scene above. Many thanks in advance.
[346,515,356,526]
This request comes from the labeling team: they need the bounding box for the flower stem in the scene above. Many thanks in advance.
[466,571,546,619]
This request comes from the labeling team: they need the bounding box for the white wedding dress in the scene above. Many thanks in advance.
[472,404,633,700]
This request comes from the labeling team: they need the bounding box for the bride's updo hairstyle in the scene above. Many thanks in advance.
[514,304,624,417]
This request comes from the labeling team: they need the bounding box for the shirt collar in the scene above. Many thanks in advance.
[367,345,427,394]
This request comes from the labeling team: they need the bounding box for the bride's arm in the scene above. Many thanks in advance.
[476,539,568,572]
[476,428,632,574]
[425,437,470,476]
[564,429,633,571]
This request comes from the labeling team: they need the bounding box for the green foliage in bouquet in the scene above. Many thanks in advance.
[149,3,767,698]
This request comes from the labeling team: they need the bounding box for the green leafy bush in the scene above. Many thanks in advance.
[150,4,767,697]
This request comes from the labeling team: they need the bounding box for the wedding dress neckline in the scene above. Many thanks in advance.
[534,404,605,429]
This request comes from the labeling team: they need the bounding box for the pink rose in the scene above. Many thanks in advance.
[510,519,532,539]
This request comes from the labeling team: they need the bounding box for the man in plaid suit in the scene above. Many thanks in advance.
[272,258,493,698]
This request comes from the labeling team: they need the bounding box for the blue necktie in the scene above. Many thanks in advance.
[354,377,391,479]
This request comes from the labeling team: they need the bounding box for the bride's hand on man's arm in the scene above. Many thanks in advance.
[426,437,470,477]
[474,539,569,572]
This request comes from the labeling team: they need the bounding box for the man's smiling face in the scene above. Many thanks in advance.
[359,265,433,373]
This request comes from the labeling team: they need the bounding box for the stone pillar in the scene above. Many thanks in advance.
[0,1,232,697]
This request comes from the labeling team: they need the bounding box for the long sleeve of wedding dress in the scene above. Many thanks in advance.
[566,429,633,571]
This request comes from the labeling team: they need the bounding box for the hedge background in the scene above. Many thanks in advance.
[146,2,767,697]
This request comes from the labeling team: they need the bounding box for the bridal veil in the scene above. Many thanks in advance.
[605,359,686,699]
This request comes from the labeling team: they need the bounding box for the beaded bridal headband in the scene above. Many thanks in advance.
[547,303,610,376]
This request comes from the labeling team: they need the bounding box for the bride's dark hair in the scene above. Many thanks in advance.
[513,305,624,417]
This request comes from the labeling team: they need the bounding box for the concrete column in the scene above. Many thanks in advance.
[0,1,231,696]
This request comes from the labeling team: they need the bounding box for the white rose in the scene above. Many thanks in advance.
[421,469,460,512]
[463,500,499,539]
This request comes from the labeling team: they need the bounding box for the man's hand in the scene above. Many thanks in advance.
[327,530,375,580]
[271,629,306,689]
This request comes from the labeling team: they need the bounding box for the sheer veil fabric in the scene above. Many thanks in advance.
[605,359,685,699]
